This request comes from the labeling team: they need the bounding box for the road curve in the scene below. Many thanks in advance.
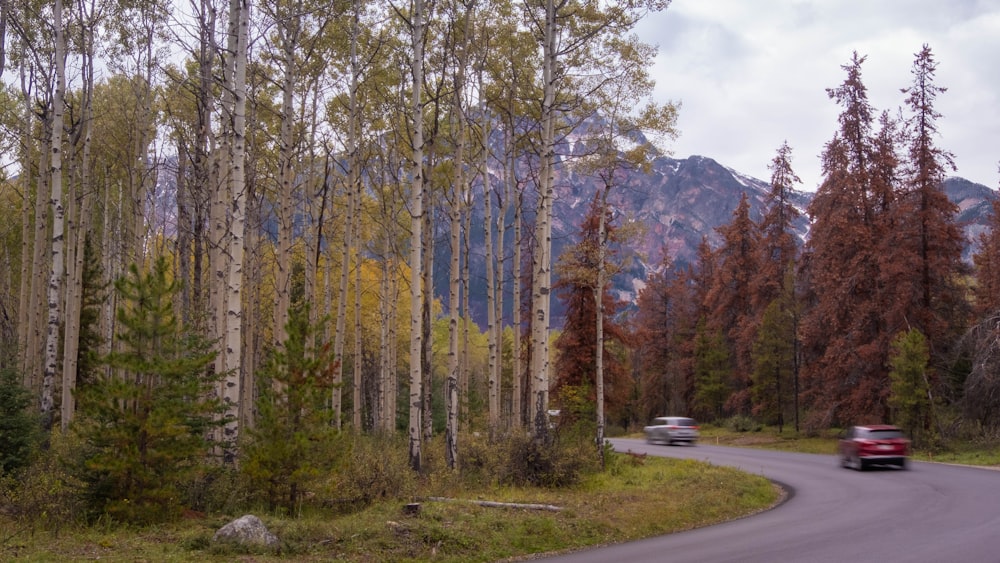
[537,437,1000,562]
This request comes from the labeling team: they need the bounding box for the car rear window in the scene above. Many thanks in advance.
[861,428,904,439]
[670,418,696,427]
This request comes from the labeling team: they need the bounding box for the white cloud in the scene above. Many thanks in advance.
[636,0,1000,190]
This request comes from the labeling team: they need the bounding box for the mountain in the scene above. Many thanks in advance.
[532,156,997,326]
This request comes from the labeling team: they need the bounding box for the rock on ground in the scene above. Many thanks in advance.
[212,514,280,547]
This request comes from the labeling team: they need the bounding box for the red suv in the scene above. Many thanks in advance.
[838,424,910,471]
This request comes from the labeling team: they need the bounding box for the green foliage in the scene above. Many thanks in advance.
[241,304,346,513]
[72,257,221,524]
[693,320,731,420]
[0,429,85,530]
[888,329,932,446]
[76,235,109,387]
[751,298,795,428]
[0,367,40,476]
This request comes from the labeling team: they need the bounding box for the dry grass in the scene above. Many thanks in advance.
[0,453,778,562]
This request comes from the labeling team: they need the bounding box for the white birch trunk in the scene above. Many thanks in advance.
[220,0,250,457]
[528,0,557,436]
[332,2,361,429]
[41,0,67,427]
[407,0,426,471]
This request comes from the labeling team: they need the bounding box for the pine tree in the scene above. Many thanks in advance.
[0,367,40,475]
[73,257,221,523]
[896,44,968,358]
[703,193,759,414]
[888,329,931,447]
[751,279,795,431]
[693,319,729,421]
[634,251,697,422]
[754,142,801,311]
[800,54,888,427]
[973,199,1000,317]
[242,303,343,511]
[553,196,631,429]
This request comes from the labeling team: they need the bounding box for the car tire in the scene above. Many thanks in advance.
[899,459,908,470]
[856,456,866,471]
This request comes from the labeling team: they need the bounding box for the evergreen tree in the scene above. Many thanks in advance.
[634,251,697,421]
[73,257,221,523]
[693,319,730,421]
[242,303,343,512]
[0,367,40,475]
[800,54,888,427]
[751,283,795,431]
[888,329,931,447]
[553,196,631,428]
[754,142,801,312]
[973,198,1000,317]
[896,44,968,360]
[703,193,759,414]
[76,236,108,388]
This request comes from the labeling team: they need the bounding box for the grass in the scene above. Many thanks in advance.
[0,453,779,562]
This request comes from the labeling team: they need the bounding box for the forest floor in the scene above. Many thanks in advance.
[0,451,778,562]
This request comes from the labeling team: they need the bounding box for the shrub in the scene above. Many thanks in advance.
[0,430,85,531]
[725,415,763,433]
[0,367,40,475]
[335,434,416,508]
[498,431,596,488]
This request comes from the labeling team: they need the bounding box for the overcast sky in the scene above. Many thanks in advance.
[635,0,1000,191]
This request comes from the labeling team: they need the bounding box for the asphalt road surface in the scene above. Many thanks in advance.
[536,437,1000,562]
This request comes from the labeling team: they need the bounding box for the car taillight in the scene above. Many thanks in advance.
[667,425,678,429]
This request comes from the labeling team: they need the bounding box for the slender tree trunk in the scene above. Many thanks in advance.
[407,0,426,472]
[512,163,522,429]
[446,154,463,470]
[421,202,433,444]
[482,100,500,435]
[274,6,299,349]
[594,187,610,468]
[41,0,67,428]
[16,60,35,384]
[352,206,363,429]
[529,0,557,437]
[219,0,250,459]
[61,14,95,429]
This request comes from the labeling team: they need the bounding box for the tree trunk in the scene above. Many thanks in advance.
[61,14,96,429]
[41,0,67,428]
[407,0,426,472]
[529,0,557,437]
[219,0,250,459]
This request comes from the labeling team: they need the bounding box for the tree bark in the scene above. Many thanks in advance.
[407,0,426,472]
[41,0,67,428]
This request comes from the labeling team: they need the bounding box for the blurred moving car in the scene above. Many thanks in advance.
[644,416,699,445]
[838,424,910,470]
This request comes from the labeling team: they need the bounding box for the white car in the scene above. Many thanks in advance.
[644,416,699,445]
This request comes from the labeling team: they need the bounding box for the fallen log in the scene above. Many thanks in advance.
[424,497,563,512]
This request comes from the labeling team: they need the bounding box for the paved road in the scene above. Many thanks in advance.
[537,437,1000,562]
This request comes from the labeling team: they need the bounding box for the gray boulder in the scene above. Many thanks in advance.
[212,514,280,547]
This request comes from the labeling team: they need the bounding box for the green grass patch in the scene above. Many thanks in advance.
[0,453,778,562]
